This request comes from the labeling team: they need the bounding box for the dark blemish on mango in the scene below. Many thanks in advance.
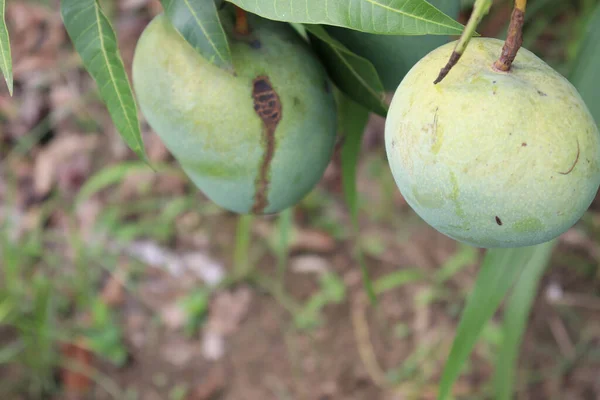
[495,216,503,226]
[558,139,580,175]
[522,142,527,147]
[252,76,282,214]
[537,89,547,97]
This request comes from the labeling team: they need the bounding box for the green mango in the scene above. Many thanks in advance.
[385,38,600,248]
[132,13,337,214]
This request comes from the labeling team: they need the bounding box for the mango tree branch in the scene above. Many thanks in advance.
[434,0,493,84]
[493,0,527,72]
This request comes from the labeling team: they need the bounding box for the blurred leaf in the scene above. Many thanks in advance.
[161,0,233,70]
[60,0,147,162]
[319,272,346,303]
[435,244,478,284]
[229,0,464,35]
[180,289,210,337]
[85,298,127,366]
[0,341,22,364]
[373,269,425,294]
[437,244,552,400]
[326,0,460,90]
[494,240,556,400]
[570,3,600,124]
[339,94,376,303]
[74,162,178,206]
[306,25,387,116]
[0,298,13,324]
[0,0,13,95]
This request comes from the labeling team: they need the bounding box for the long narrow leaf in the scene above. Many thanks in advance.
[339,94,375,303]
[494,240,556,400]
[0,0,12,95]
[437,245,549,400]
[325,0,460,91]
[61,0,147,161]
[570,3,600,124]
[306,25,387,116]
[228,0,464,35]
[161,0,233,70]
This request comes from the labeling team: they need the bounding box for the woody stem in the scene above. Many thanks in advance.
[234,6,250,36]
[493,0,527,72]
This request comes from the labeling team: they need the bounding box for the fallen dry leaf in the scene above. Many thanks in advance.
[290,254,331,274]
[60,340,93,397]
[34,133,98,197]
[187,365,226,400]
[160,302,187,331]
[100,269,127,307]
[201,287,253,361]
[207,287,252,336]
[160,337,199,367]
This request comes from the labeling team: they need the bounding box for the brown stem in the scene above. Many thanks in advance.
[492,0,527,72]
[234,6,250,36]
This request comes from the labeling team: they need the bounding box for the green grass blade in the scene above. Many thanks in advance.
[228,0,464,35]
[0,0,13,95]
[569,2,600,124]
[233,215,254,279]
[437,245,549,400]
[60,0,147,162]
[373,269,425,294]
[339,94,375,303]
[494,240,556,400]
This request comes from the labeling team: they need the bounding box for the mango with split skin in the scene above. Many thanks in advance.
[132,13,337,214]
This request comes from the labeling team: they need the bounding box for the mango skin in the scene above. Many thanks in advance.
[132,14,337,214]
[385,38,600,248]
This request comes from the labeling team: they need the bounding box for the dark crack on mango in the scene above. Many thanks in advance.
[251,76,281,214]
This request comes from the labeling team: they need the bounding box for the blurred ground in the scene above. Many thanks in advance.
[1,1,599,400]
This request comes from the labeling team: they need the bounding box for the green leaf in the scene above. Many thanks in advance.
[339,94,376,303]
[161,0,233,70]
[494,240,556,400]
[306,25,387,116]
[326,0,460,90]
[437,244,552,400]
[61,0,147,161]
[373,269,425,294]
[228,0,464,35]
[570,3,600,124]
[0,0,13,96]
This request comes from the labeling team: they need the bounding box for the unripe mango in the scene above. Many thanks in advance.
[132,13,337,214]
[385,38,600,248]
